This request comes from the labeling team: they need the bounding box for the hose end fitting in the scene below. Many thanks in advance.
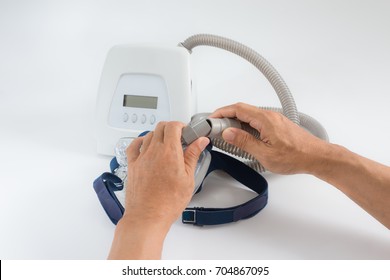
[181,117,242,146]
[206,118,241,138]
[182,119,211,145]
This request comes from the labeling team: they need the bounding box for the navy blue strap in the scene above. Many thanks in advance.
[93,172,124,225]
[182,150,268,226]
[110,157,119,173]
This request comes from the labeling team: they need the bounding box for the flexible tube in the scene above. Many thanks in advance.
[180,34,300,125]
[179,34,328,173]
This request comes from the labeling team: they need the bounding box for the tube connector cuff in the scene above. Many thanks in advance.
[206,118,241,138]
[182,117,243,145]
[182,119,211,145]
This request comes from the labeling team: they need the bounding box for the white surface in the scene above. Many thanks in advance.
[0,0,389,259]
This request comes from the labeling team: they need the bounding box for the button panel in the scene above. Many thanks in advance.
[141,114,147,124]
[123,113,129,122]
[124,112,157,126]
[150,114,156,125]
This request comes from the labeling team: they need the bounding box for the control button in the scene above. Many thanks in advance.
[123,113,129,122]
[141,114,147,124]
[150,114,156,125]
[131,113,137,123]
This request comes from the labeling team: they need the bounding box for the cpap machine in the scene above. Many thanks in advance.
[93,34,328,226]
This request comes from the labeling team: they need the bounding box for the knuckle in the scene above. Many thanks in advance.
[266,110,279,118]
[272,111,285,121]
[145,131,154,140]
[156,121,167,128]
[235,102,245,110]
[168,121,185,128]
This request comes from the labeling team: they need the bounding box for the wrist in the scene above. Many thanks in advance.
[108,214,172,260]
[305,142,348,178]
[119,213,173,235]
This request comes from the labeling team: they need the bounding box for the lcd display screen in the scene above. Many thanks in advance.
[123,95,158,109]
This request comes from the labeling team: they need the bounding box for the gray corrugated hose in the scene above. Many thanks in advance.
[179,34,328,173]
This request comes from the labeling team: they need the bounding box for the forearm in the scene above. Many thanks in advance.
[108,216,171,260]
[308,142,390,229]
[211,103,390,229]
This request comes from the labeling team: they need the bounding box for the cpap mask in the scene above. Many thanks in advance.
[93,34,328,226]
[110,133,211,206]
[93,116,269,226]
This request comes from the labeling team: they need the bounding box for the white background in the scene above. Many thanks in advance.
[0,0,389,259]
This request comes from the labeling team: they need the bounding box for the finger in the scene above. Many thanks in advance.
[153,121,167,143]
[140,131,154,152]
[184,137,210,173]
[163,121,185,146]
[126,137,144,163]
[209,102,266,124]
[222,127,266,157]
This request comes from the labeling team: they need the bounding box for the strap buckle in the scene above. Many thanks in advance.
[182,208,201,225]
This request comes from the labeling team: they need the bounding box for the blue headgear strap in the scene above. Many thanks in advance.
[93,142,268,226]
[93,172,124,224]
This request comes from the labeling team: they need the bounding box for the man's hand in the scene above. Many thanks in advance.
[124,121,210,226]
[108,121,209,259]
[210,102,329,174]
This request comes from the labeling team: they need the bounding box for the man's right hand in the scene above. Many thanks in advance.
[210,102,329,175]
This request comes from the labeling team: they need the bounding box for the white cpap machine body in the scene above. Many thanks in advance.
[96,45,194,155]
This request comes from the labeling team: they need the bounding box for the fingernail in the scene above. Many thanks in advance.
[223,128,235,142]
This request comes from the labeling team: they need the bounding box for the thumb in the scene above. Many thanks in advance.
[184,137,210,173]
[222,127,264,156]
